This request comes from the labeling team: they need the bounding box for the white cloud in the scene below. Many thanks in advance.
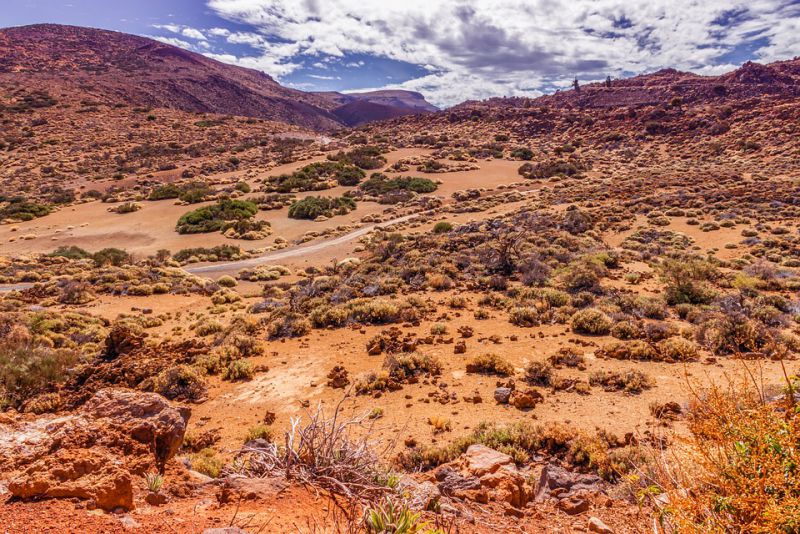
[149,35,194,49]
[202,0,799,106]
[208,27,231,37]
[153,24,207,41]
[181,27,207,41]
[202,52,300,79]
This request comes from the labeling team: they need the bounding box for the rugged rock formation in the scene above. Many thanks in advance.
[0,388,189,511]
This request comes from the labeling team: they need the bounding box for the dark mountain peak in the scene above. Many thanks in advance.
[313,89,437,126]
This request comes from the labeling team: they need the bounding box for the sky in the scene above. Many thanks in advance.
[2,0,799,108]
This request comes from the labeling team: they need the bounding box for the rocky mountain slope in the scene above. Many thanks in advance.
[315,89,438,126]
[452,57,800,112]
[368,57,800,149]
[0,24,436,130]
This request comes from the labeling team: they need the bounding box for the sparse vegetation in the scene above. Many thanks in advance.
[176,199,258,234]
[465,353,514,376]
[287,195,356,220]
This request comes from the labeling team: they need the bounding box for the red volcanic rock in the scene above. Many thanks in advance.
[8,449,134,511]
[0,388,190,511]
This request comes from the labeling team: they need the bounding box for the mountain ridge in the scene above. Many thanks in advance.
[0,23,437,129]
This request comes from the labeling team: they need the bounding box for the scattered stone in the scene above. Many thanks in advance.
[588,516,615,534]
[494,387,512,404]
[398,477,441,511]
[558,494,590,515]
[510,388,543,410]
[326,365,350,388]
[145,491,168,505]
[536,464,603,501]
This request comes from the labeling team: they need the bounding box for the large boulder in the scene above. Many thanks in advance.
[426,445,531,508]
[463,444,515,477]
[535,463,603,501]
[1,388,190,511]
[82,388,190,469]
[8,449,133,511]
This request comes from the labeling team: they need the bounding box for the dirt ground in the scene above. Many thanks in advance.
[0,149,524,260]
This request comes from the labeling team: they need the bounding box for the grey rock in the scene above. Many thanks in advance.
[536,464,602,500]
[494,387,512,404]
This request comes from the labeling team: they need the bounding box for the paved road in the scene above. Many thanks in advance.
[0,214,417,288]
[184,212,419,275]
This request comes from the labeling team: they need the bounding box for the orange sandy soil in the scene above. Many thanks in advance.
[0,478,650,534]
[189,289,787,456]
[1,146,788,533]
[0,149,523,259]
[0,484,352,534]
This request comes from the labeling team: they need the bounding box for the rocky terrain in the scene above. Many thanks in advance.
[0,24,436,131]
[1,23,799,534]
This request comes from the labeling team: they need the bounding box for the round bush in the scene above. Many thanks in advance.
[571,308,613,335]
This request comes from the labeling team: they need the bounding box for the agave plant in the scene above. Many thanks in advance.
[144,472,164,493]
[364,498,442,534]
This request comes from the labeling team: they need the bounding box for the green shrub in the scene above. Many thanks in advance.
[465,353,515,376]
[524,361,553,386]
[49,245,91,260]
[610,320,643,340]
[359,174,438,197]
[148,183,182,200]
[173,245,241,263]
[657,336,700,361]
[432,221,453,233]
[0,199,52,221]
[266,161,364,192]
[287,195,356,220]
[510,147,533,160]
[589,370,654,393]
[0,337,78,410]
[509,306,540,327]
[328,145,387,169]
[112,202,141,214]
[152,365,207,401]
[245,424,273,443]
[571,309,612,335]
[217,275,237,288]
[222,359,254,381]
[194,319,223,336]
[92,247,132,267]
[364,499,430,534]
[660,258,718,305]
[176,199,258,234]
[268,313,311,339]
[190,448,223,478]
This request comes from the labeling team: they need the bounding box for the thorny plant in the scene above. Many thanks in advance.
[234,392,397,502]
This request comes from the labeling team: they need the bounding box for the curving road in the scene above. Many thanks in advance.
[184,212,419,275]
[0,214,418,289]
